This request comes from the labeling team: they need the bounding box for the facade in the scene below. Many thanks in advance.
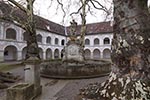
[0,21,113,62]
[0,2,113,62]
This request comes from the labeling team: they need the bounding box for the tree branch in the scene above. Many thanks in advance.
[0,16,26,30]
[90,0,109,14]
[56,0,66,23]
[70,5,83,16]
[8,0,27,13]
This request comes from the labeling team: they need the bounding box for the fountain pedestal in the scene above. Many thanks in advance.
[63,39,84,63]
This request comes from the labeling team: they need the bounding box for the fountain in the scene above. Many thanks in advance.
[40,20,111,79]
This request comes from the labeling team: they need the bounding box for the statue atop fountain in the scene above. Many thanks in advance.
[62,19,84,63]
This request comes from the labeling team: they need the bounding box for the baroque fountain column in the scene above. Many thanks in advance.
[62,19,84,63]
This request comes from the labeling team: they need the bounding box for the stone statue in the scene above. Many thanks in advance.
[70,19,77,35]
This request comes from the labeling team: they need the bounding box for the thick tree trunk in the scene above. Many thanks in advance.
[78,0,150,100]
[112,0,150,83]
[25,0,40,60]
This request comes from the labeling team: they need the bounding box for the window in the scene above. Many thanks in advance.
[6,28,17,40]
[85,39,90,45]
[37,34,42,43]
[46,36,51,44]
[104,38,110,44]
[61,39,65,45]
[55,38,59,45]
[23,32,29,41]
[94,38,99,45]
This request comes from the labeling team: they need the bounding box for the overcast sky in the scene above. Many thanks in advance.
[33,0,113,26]
[15,0,150,26]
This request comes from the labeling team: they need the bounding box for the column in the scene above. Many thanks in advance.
[43,51,46,60]
[100,52,103,59]
[91,51,93,59]
[0,22,4,39]
[52,50,54,59]
[17,51,22,60]
[0,50,4,62]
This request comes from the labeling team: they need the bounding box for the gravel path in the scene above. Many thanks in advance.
[55,76,107,100]
[0,65,108,100]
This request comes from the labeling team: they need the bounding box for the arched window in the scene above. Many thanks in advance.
[46,48,52,59]
[55,38,59,45]
[93,49,100,59]
[85,39,90,45]
[37,34,42,43]
[39,47,43,59]
[6,28,17,40]
[22,47,27,60]
[84,49,91,59]
[46,36,51,44]
[4,45,17,61]
[94,38,99,45]
[23,32,28,41]
[104,38,110,44]
[103,49,111,59]
[54,49,59,59]
[61,39,65,45]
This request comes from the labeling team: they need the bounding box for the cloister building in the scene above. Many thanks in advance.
[0,2,113,62]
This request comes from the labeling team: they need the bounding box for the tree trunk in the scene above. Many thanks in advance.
[25,0,40,60]
[80,0,86,49]
[78,0,150,100]
[112,0,150,84]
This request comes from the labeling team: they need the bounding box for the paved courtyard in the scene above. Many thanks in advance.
[0,65,108,100]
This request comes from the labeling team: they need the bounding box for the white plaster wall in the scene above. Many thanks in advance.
[0,22,113,61]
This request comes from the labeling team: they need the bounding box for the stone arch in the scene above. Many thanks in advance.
[93,49,100,60]
[104,37,110,44]
[61,39,65,45]
[22,47,27,60]
[39,47,43,59]
[55,38,59,45]
[6,28,17,40]
[103,49,111,59]
[46,36,51,44]
[46,48,52,59]
[54,49,59,59]
[84,49,91,59]
[85,39,90,45]
[37,34,42,43]
[94,38,99,45]
[4,45,17,61]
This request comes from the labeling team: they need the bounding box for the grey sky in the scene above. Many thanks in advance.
[33,0,113,26]
[14,0,150,26]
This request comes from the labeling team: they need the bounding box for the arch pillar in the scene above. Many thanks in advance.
[0,50,4,62]
[43,51,46,60]
[91,51,93,59]
[52,50,54,59]
[17,51,22,60]
[101,52,103,59]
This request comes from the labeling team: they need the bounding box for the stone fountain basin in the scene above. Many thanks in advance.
[6,83,34,100]
[40,59,111,79]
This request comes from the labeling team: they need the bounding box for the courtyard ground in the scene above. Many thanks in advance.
[0,62,108,100]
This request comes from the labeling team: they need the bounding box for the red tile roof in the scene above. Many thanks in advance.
[0,1,113,36]
[67,21,113,35]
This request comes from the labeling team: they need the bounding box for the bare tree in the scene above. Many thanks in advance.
[0,0,40,60]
